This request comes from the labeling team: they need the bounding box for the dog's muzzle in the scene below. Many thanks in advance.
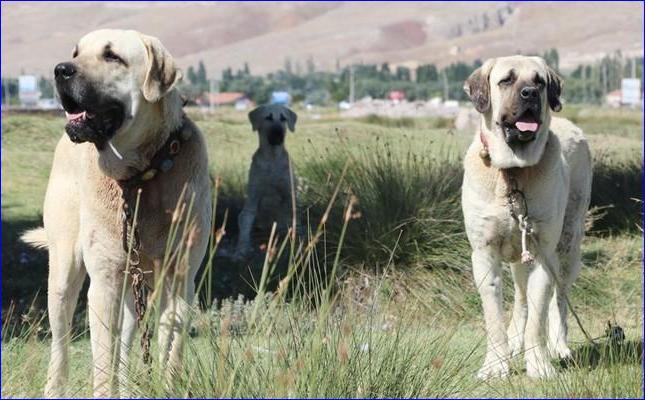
[54,62,125,149]
[501,91,541,145]
[267,123,285,146]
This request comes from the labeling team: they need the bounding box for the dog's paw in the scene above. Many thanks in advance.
[548,342,573,360]
[232,247,252,262]
[525,350,556,379]
[508,335,524,358]
[476,359,510,380]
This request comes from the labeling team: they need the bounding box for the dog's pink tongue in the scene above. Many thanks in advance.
[65,111,86,121]
[515,121,538,132]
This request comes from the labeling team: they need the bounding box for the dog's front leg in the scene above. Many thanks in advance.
[44,243,86,398]
[507,262,529,357]
[472,249,510,379]
[524,254,557,379]
[236,184,260,259]
[157,277,194,382]
[86,262,124,397]
[117,287,136,396]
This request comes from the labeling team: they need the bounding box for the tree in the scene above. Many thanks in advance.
[197,61,207,86]
[306,56,315,74]
[416,64,438,83]
[395,66,411,81]
[380,62,391,77]
[187,66,197,85]
[221,67,233,83]
[39,77,54,98]
[243,62,250,76]
[284,58,293,75]
[543,48,560,71]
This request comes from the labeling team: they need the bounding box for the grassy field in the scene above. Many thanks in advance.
[1,106,643,397]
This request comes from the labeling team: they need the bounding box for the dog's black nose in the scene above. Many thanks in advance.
[54,63,76,81]
[520,86,539,100]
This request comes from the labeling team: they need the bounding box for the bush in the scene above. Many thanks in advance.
[297,140,469,271]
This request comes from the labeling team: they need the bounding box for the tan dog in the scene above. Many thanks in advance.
[21,29,212,397]
[462,56,592,379]
[235,104,298,259]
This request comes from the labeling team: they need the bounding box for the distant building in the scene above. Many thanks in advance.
[270,91,291,105]
[605,80,642,108]
[202,92,247,106]
[605,90,622,108]
[621,78,642,107]
[388,90,406,102]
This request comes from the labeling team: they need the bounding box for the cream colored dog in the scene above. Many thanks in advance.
[21,29,212,397]
[461,56,592,379]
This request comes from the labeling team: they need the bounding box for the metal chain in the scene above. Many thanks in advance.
[121,186,152,365]
[504,170,534,264]
[116,117,189,367]
[502,168,597,347]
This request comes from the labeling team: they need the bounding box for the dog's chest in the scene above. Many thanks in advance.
[252,154,292,193]
[81,143,206,262]
[470,195,523,262]
[464,172,557,263]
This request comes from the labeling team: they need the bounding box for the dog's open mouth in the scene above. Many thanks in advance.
[59,92,125,148]
[503,109,541,144]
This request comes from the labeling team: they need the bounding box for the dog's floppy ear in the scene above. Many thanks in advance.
[281,108,297,132]
[546,66,563,112]
[464,60,495,114]
[139,34,182,103]
[248,106,265,131]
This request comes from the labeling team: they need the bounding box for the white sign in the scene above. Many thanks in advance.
[18,75,37,92]
[621,78,641,105]
[18,75,40,106]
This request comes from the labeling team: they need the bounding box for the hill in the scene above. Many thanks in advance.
[2,2,642,78]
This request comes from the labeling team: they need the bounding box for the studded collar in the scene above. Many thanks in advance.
[117,114,191,191]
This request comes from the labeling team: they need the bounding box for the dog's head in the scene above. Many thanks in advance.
[54,29,182,149]
[464,55,562,168]
[248,104,297,146]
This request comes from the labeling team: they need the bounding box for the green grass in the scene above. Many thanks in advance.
[2,234,642,398]
[1,107,643,397]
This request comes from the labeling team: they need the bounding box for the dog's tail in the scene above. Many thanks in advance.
[20,228,49,250]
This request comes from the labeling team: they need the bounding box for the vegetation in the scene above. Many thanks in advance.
[188,48,643,104]
[1,107,642,397]
[4,49,641,107]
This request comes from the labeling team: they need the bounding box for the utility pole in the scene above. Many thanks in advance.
[349,65,355,104]
[209,78,218,113]
[583,65,588,103]
[442,70,449,100]
[602,62,608,98]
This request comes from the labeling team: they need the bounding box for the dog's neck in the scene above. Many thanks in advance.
[258,134,287,158]
[96,90,184,180]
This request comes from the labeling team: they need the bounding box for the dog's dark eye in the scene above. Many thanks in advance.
[72,47,78,58]
[265,114,274,121]
[534,76,546,89]
[279,114,287,122]
[103,49,124,64]
[498,76,513,86]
